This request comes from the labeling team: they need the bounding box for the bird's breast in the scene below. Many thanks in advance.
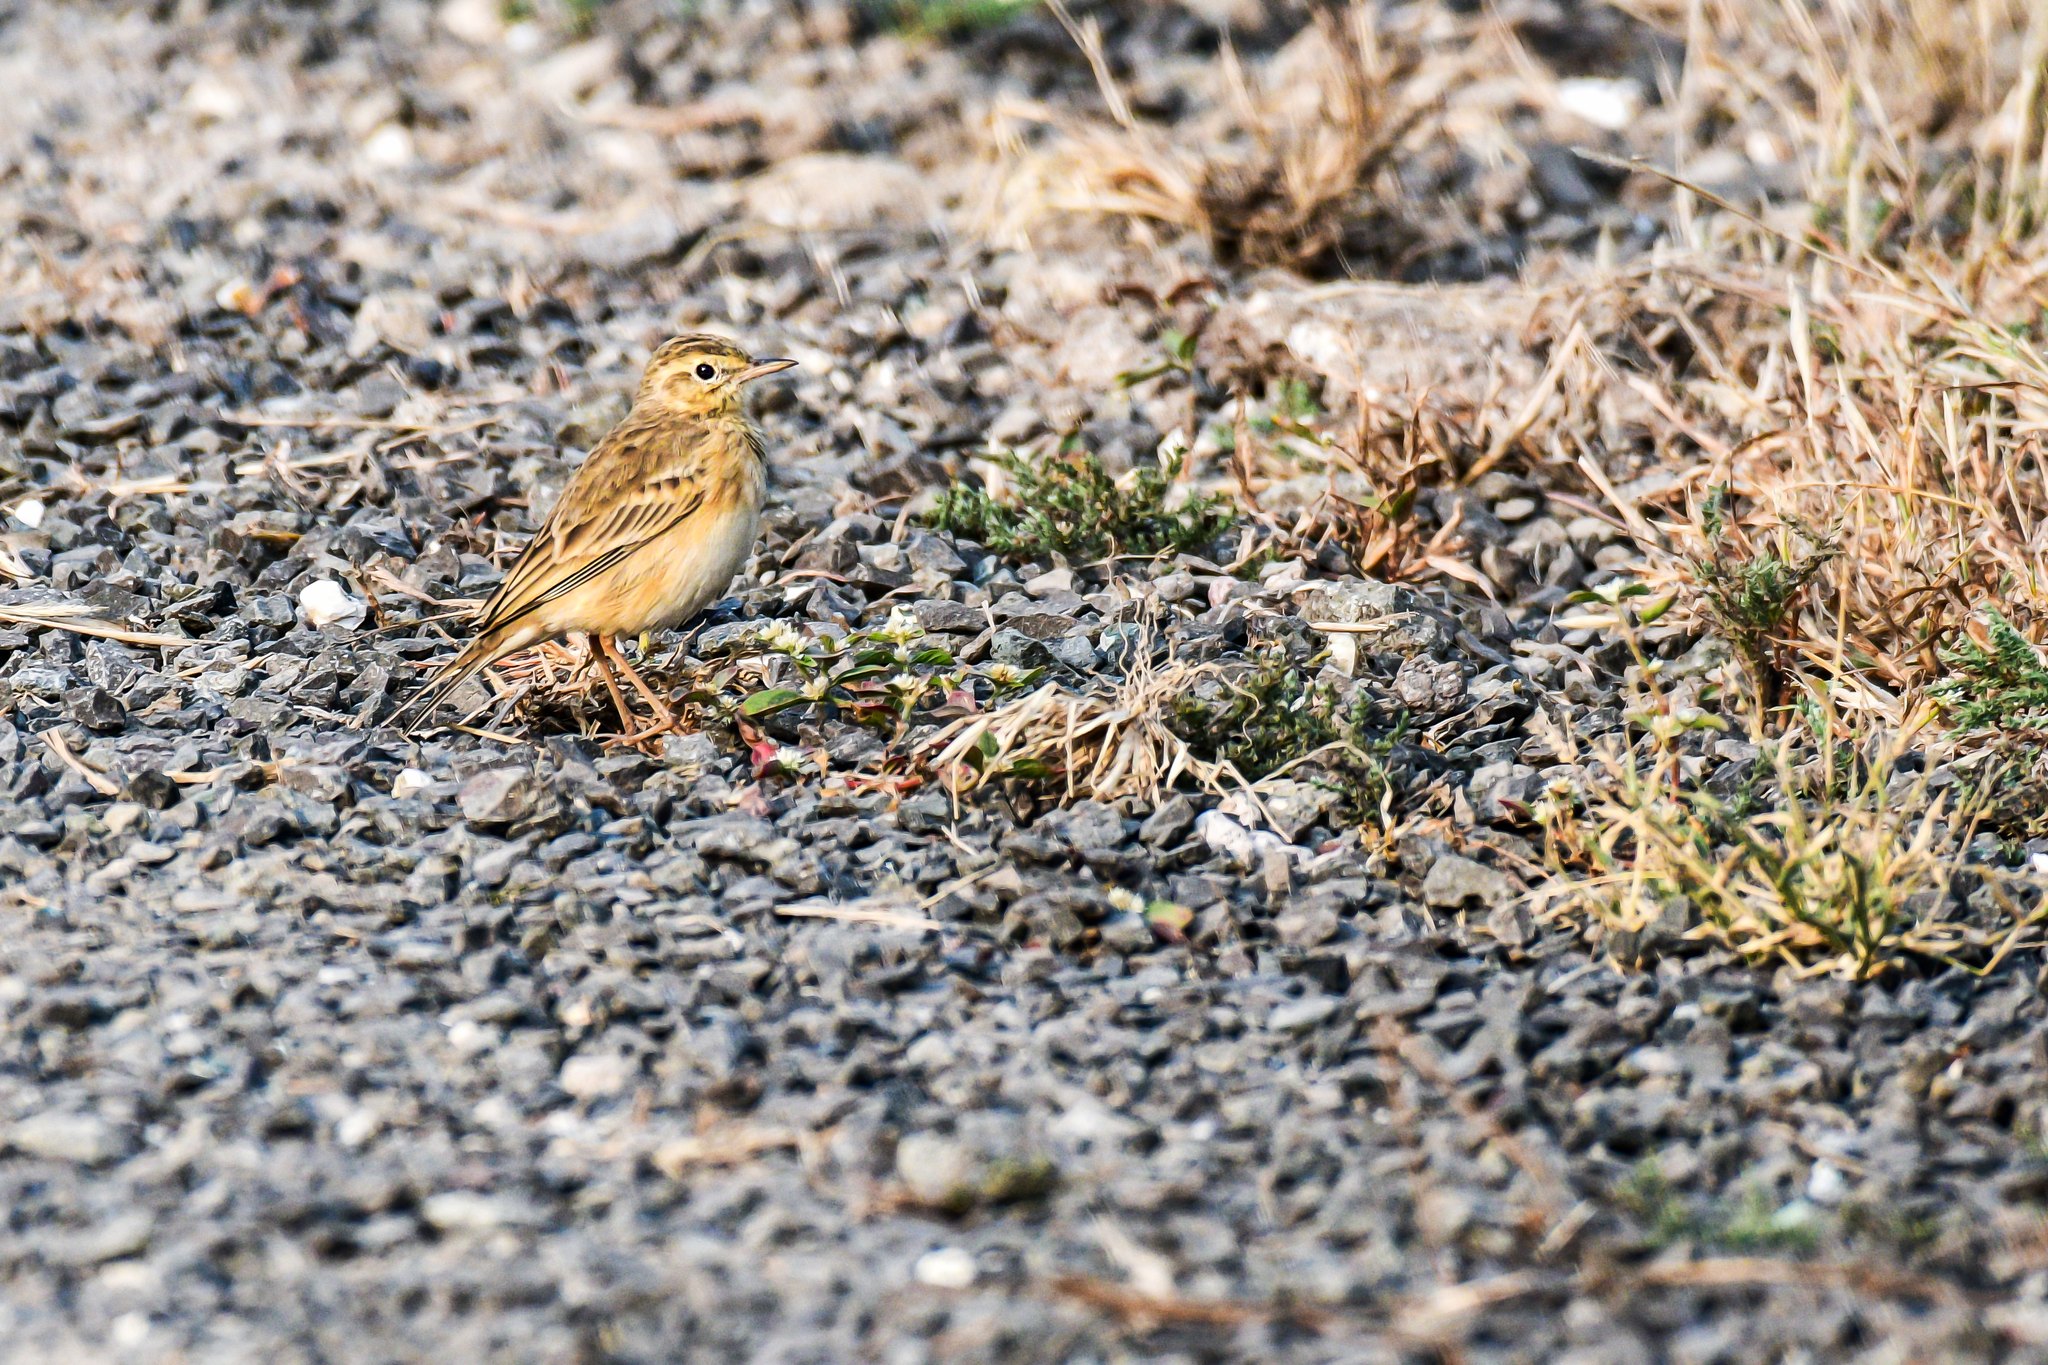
[534,475,763,640]
[632,479,763,631]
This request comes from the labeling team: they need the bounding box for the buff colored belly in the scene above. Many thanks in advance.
[534,493,761,640]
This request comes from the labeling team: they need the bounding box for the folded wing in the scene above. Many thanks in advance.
[472,422,707,639]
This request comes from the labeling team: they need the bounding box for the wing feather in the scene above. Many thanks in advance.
[470,418,711,637]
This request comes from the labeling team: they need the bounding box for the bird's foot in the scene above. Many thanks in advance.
[606,719,678,756]
[600,636,681,724]
[597,634,683,755]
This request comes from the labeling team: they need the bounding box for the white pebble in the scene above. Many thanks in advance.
[1195,809,1302,869]
[9,498,44,529]
[336,1109,380,1149]
[913,1247,977,1289]
[1556,77,1642,132]
[1806,1160,1848,1206]
[183,72,244,121]
[360,123,415,168]
[392,768,432,799]
[299,579,368,630]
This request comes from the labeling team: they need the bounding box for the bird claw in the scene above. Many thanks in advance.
[607,718,679,756]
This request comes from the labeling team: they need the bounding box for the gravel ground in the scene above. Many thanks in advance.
[4,3,2048,1361]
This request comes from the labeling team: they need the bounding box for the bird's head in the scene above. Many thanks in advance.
[636,333,795,418]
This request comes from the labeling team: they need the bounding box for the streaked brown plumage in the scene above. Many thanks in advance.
[399,333,794,736]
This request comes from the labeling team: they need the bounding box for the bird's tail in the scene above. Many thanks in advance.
[387,630,511,736]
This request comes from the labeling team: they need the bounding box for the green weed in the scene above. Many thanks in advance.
[928,449,1233,562]
[1688,486,1838,726]
[502,0,604,33]
[1934,611,2048,731]
[1616,1161,1821,1255]
[864,0,1037,36]
[735,608,1029,741]
[1167,645,1403,820]
[1113,329,1197,388]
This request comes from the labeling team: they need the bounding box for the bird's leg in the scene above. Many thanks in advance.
[575,631,638,737]
[600,634,681,744]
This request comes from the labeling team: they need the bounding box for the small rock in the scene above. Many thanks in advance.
[279,763,350,804]
[9,1112,127,1165]
[1043,634,1098,671]
[1467,761,1542,824]
[64,686,126,733]
[389,939,451,971]
[1269,996,1340,1032]
[1099,914,1155,954]
[895,1133,977,1208]
[348,289,437,358]
[913,1246,978,1290]
[1421,855,1513,910]
[990,630,1057,670]
[1001,612,1078,642]
[1392,655,1466,714]
[459,767,548,825]
[1556,76,1643,131]
[1139,795,1195,847]
[1417,1187,1477,1244]
[912,599,983,634]
[420,1192,535,1233]
[1196,810,1299,869]
[1258,779,1338,843]
[1807,1160,1849,1206]
[53,1210,153,1266]
[1486,901,1534,948]
[1023,567,1074,597]
[298,580,368,630]
[694,620,765,655]
[1275,904,1340,947]
[560,1052,632,1100]
[127,770,179,810]
[895,1130,1055,1214]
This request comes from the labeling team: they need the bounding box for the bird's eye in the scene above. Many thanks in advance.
[694,363,717,381]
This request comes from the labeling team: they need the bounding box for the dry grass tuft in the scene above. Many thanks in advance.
[1549,721,1964,980]
[1574,0,2048,727]
[1512,0,2048,972]
[1533,662,2046,980]
[978,1,1430,270]
[919,648,1230,805]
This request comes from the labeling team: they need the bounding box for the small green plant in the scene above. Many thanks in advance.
[1933,611,2048,731]
[502,0,603,32]
[1840,1200,1943,1255]
[1616,1161,1821,1255]
[736,608,1030,739]
[1688,487,1839,726]
[1949,743,2048,841]
[1582,732,1955,979]
[864,0,1038,36]
[1265,377,1323,427]
[1167,645,1404,820]
[1114,328,1197,388]
[928,449,1233,562]
[1536,588,2046,979]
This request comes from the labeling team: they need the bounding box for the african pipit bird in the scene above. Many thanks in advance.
[398,333,794,740]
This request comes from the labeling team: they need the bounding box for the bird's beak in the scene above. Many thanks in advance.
[734,357,797,385]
